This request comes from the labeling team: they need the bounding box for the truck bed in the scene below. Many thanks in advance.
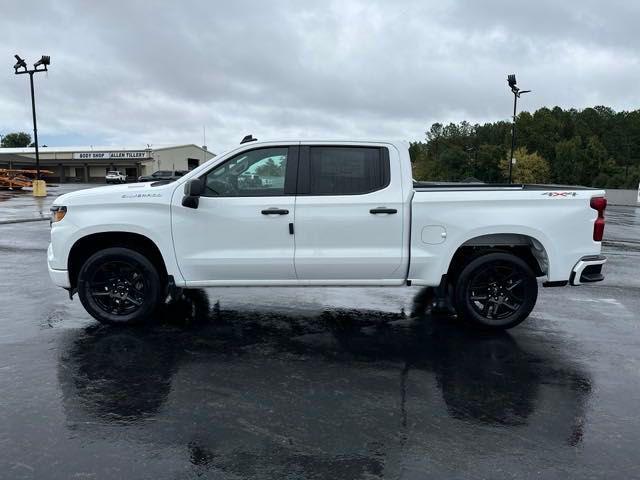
[407,185,604,286]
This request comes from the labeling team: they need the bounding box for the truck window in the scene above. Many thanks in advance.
[202,147,288,197]
[307,146,387,195]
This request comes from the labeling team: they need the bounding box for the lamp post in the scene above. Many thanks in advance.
[507,74,531,184]
[13,54,50,196]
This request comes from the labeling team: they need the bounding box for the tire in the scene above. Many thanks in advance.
[453,252,538,330]
[77,247,163,325]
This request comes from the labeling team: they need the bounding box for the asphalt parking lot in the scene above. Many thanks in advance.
[1,186,639,479]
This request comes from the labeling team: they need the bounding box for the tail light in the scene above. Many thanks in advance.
[590,196,607,241]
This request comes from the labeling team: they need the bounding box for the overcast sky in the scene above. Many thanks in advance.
[1,0,638,153]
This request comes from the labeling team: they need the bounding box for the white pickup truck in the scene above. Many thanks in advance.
[48,139,607,329]
[105,170,127,184]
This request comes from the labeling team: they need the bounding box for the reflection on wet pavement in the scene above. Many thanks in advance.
[52,290,593,478]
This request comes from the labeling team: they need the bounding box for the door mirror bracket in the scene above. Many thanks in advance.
[182,179,204,209]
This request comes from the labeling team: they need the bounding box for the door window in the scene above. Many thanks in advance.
[203,147,288,197]
[305,146,388,195]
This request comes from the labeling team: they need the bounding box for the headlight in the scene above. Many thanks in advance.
[50,205,67,224]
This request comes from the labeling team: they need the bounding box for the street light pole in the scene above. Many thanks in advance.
[507,74,531,184]
[28,71,41,180]
[509,92,518,184]
[13,54,50,196]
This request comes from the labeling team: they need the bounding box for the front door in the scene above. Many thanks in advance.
[293,144,405,282]
[172,145,298,284]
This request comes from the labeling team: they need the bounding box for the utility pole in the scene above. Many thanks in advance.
[13,54,50,196]
[203,125,207,165]
[0,134,7,170]
[507,74,531,184]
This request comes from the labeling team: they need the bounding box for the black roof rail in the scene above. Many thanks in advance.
[240,134,257,144]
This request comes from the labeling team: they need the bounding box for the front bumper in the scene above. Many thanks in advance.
[48,264,71,288]
[570,255,606,286]
[47,243,70,288]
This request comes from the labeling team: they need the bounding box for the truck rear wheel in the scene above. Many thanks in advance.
[453,252,538,330]
[77,247,162,325]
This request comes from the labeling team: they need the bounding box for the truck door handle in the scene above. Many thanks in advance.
[261,208,289,215]
[370,207,397,214]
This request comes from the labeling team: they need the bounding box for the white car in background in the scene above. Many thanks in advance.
[105,170,127,184]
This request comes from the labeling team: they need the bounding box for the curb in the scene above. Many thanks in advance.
[0,217,50,225]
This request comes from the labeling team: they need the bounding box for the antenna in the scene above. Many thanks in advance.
[241,134,257,144]
[203,125,206,163]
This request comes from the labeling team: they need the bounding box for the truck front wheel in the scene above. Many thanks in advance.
[77,247,163,325]
[453,252,538,330]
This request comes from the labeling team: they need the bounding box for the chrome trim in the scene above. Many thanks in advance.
[570,255,606,286]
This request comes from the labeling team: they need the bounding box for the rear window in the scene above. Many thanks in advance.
[307,146,388,195]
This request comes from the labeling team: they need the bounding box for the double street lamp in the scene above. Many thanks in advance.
[13,54,50,195]
[507,74,531,184]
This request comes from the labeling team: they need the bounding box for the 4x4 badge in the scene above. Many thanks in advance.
[541,192,577,197]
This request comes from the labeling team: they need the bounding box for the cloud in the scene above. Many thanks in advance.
[1,0,638,152]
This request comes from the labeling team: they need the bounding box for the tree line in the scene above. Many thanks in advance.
[4,105,640,188]
[410,106,640,188]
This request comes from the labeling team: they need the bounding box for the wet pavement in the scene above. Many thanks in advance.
[0,199,639,478]
[0,184,94,223]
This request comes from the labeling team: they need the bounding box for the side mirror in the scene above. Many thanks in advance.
[182,179,204,209]
[184,178,204,196]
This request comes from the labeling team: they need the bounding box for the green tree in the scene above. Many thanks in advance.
[580,136,607,185]
[409,142,431,179]
[553,137,581,184]
[499,147,550,184]
[417,105,640,187]
[475,144,506,182]
[439,146,470,180]
[1,132,31,148]
[525,107,561,163]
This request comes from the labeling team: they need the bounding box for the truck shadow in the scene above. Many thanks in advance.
[57,288,592,476]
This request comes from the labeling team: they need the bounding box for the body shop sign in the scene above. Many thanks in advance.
[73,151,149,160]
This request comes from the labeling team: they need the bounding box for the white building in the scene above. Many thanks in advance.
[0,144,215,183]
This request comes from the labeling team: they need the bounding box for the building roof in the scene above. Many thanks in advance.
[0,143,211,155]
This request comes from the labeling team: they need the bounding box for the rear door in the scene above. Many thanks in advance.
[172,145,298,284]
[293,144,405,283]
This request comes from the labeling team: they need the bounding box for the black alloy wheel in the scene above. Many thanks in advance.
[89,260,146,315]
[454,252,538,330]
[77,247,162,325]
